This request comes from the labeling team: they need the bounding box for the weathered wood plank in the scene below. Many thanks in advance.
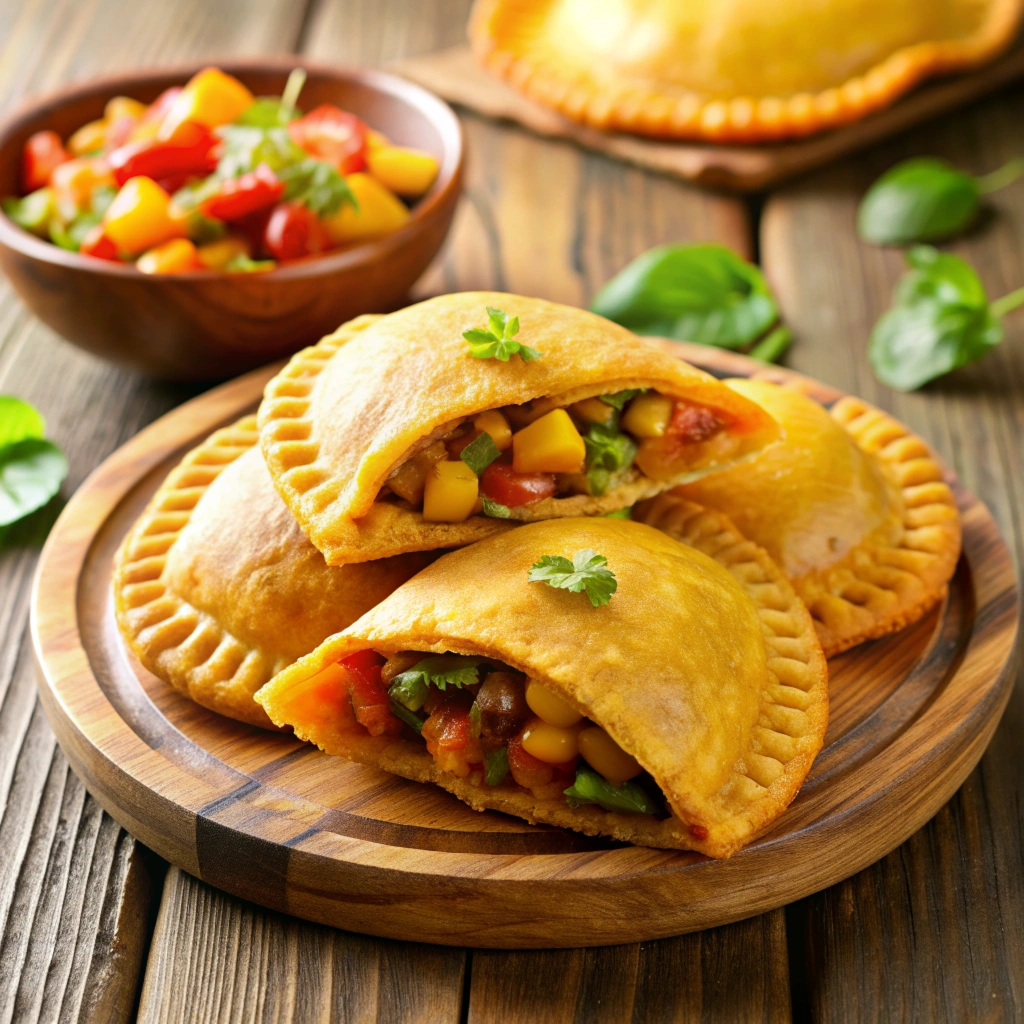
[761,83,1024,1023]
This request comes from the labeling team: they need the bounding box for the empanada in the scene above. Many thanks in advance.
[113,417,430,729]
[469,0,1023,141]
[258,292,779,565]
[255,515,828,858]
[641,379,962,656]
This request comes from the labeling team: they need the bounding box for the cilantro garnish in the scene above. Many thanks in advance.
[279,158,357,217]
[583,422,637,497]
[460,432,501,476]
[481,497,512,518]
[528,549,617,607]
[463,307,542,362]
[599,388,645,411]
[388,655,483,711]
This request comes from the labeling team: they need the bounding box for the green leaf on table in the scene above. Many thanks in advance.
[868,245,1020,391]
[0,396,45,448]
[858,156,1024,247]
[0,438,68,527]
[564,767,657,815]
[463,306,542,362]
[459,432,501,476]
[528,548,617,607]
[590,244,778,349]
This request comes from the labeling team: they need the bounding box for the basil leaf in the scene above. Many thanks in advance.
[460,432,500,476]
[0,438,68,527]
[564,767,657,815]
[0,396,45,448]
[481,497,512,518]
[858,158,980,246]
[897,245,988,308]
[484,748,509,786]
[389,699,424,734]
[590,244,778,349]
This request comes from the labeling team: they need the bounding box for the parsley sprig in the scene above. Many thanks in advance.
[463,307,542,362]
[528,549,617,607]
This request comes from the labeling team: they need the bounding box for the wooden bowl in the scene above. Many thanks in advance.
[0,59,463,380]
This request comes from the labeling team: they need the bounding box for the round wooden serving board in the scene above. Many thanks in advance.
[31,344,1020,949]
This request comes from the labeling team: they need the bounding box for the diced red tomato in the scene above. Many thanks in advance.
[480,462,556,507]
[507,735,576,795]
[338,650,401,738]
[199,163,284,222]
[21,130,71,193]
[288,104,368,174]
[107,120,219,187]
[666,403,726,443]
[79,224,119,261]
[422,694,483,777]
[262,202,330,261]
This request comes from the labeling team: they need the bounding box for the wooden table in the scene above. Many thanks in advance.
[1,1,1021,1020]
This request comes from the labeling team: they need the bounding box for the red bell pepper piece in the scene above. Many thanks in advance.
[665,403,726,443]
[338,651,401,738]
[199,164,284,222]
[79,224,119,261]
[107,121,219,187]
[480,462,556,507]
[288,104,368,174]
[262,202,330,261]
[21,130,71,193]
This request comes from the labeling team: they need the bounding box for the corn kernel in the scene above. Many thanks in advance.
[367,145,439,197]
[578,726,642,786]
[512,408,585,474]
[422,460,479,522]
[621,392,673,438]
[521,719,580,764]
[387,441,447,505]
[525,679,582,727]
[473,409,512,450]
[570,397,616,425]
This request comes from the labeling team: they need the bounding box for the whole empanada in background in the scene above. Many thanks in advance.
[113,418,430,729]
[469,0,1023,142]
[256,514,828,858]
[639,379,962,657]
[258,292,779,565]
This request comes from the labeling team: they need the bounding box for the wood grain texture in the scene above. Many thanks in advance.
[761,81,1024,1024]
[137,868,465,1024]
[0,0,310,1018]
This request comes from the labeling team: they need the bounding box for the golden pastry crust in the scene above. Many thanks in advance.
[469,0,1024,142]
[646,380,962,656]
[113,418,429,729]
[255,516,828,858]
[258,291,779,565]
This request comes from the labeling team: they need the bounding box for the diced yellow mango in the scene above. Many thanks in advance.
[103,176,184,254]
[473,409,512,450]
[621,392,673,438]
[422,461,479,522]
[512,409,585,474]
[366,145,439,198]
[322,173,410,244]
[196,236,250,269]
[104,96,148,123]
[570,397,616,425]
[159,67,254,138]
[68,119,107,156]
[387,441,447,504]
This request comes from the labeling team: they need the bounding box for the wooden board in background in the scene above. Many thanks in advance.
[392,36,1024,191]
[30,345,1018,948]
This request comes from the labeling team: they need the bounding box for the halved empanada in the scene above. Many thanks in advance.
[255,515,828,858]
[258,292,779,565]
[469,0,1023,142]
[640,379,962,656]
[113,417,430,729]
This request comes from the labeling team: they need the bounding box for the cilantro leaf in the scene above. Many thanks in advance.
[388,655,483,711]
[481,497,512,518]
[484,747,509,786]
[599,389,645,411]
[215,124,305,178]
[463,306,542,362]
[528,549,617,607]
[279,158,357,217]
[459,432,501,476]
[564,767,657,815]
[583,422,636,497]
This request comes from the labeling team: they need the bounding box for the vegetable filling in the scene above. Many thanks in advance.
[316,649,665,817]
[381,388,734,522]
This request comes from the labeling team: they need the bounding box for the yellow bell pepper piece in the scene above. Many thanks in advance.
[365,128,391,151]
[103,177,183,254]
[570,397,617,425]
[159,67,254,138]
[621,392,673,438]
[196,236,250,269]
[322,173,410,244]
[367,145,439,198]
[137,238,199,274]
[104,96,148,123]
[473,410,512,450]
[511,409,585,474]
[68,120,108,156]
[422,461,479,522]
